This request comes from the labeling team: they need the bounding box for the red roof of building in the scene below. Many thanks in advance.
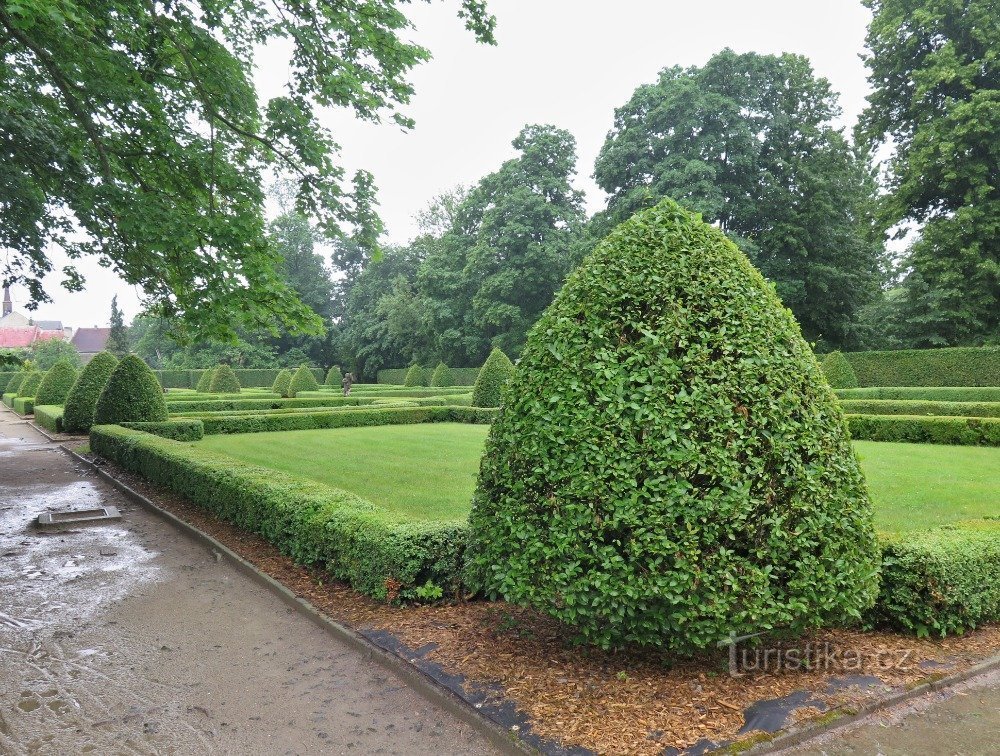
[36,330,65,342]
[70,327,111,353]
[0,326,40,348]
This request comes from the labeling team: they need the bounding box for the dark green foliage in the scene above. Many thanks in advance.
[870,521,1000,636]
[62,352,119,433]
[12,396,34,415]
[430,362,454,387]
[0,371,19,390]
[837,387,1000,403]
[106,295,130,355]
[378,367,480,385]
[120,420,205,441]
[272,369,293,397]
[17,370,44,397]
[34,360,79,406]
[5,371,29,394]
[33,405,64,433]
[467,199,880,651]
[29,339,81,370]
[195,368,215,393]
[325,366,342,386]
[403,364,427,387]
[209,364,242,393]
[197,405,495,435]
[820,351,859,389]
[165,396,370,413]
[846,415,1000,447]
[287,364,320,397]
[840,400,1000,418]
[470,348,513,408]
[89,425,472,600]
[94,355,168,425]
[837,347,1000,388]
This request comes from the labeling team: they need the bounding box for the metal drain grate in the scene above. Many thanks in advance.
[37,507,122,527]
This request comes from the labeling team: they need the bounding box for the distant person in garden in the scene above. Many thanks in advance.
[342,372,353,396]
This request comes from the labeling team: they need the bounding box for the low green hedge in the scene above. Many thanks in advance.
[378,366,480,386]
[2,392,15,408]
[837,387,1000,402]
[846,414,1000,446]
[197,405,497,435]
[870,520,1000,636]
[840,400,1000,418]
[166,392,277,403]
[153,368,324,389]
[166,396,373,413]
[12,397,34,415]
[841,347,1000,387]
[89,425,468,600]
[33,405,64,433]
[820,350,859,389]
[120,419,205,441]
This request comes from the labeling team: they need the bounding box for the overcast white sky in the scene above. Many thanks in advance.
[18,0,873,328]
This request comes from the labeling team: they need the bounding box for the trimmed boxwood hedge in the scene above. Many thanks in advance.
[120,419,205,441]
[165,396,372,413]
[33,405,64,433]
[208,364,241,393]
[840,347,1000,387]
[17,370,44,398]
[3,371,27,393]
[272,368,293,397]
[870,520,1000,636]
[325,366,342,386]
[287,364,320,397]
[196,405,496,435]
[12,396,34,415]
[378,366,480,386]
[0,371,17,391]
[403,364,427,387]
[840,399,1000,418]
[89,425,468,600]
[195,367,215,393]
[471,348,514,408]
[820,350,859,389]
[846,414,1000,446]
[430,362,454,387]
[467,198,880,652]
[836,386,1000,403]
[94,354,169,424]
[35,360,79,406]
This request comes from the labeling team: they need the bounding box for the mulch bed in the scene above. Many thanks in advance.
[75,446,1000,755]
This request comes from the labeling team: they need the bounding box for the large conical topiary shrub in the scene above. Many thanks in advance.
[403,364,426,387]
[287,364,320,397]
[63,352,119,433]
[471,349,514,407]
[195,367,215,393]
[430,362,454,387]
[272,368,293,398]
[466,198,880,652]
[35,360,79,406]
[821,350,859,389]
[208,363,241,393]
[94,355,168,425]
[17,370,44,397]
[325,366,342,386]
[6,370,29,394]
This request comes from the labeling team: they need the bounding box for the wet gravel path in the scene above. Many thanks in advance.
[0,409,502,755]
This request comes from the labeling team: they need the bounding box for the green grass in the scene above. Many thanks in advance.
[198,428,998,532]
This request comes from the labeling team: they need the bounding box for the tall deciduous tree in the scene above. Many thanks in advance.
[0,0,495,338]
[594,49,884,350]
[859,0,1000,346]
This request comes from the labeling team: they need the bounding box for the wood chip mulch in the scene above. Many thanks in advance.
[82,451,1000,755]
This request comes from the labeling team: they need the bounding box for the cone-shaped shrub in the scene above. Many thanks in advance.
[272,368,293,398]
[325,366,342,386]
[821,350,859,389]
[403,364,426,387]
[6,370,29,394]
[287,364,320,397]
[17,370,44,397]
[208,364,241,393]
[466,198,880,652]
[471,349,514,407]
[195,367,215,393]
[94,355,168,425]
[430,362,454,387]
[35,360,79,406]
[63,352,119,433]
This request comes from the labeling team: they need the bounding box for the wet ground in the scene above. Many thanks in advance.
[0,409,502,755]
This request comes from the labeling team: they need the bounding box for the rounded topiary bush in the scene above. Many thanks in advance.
[287,364,320,397]
[430,362,454,387]
[208,364,241,393]
[195,368,215,393]
[17,370,44,397]
[821,351,859,389]
[6,370,29,394]
[403,364,426,387]
[63,352,119,433]
[325,366,342,386]
[272,368,293,398]
[466,198,880,652]
[94,355,168,425]
[35,360,79,406]
[471,348,514,407]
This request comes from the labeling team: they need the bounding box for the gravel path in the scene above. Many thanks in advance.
[0,408,502,755]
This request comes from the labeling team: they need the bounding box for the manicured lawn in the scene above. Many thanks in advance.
[199,428,998,532]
